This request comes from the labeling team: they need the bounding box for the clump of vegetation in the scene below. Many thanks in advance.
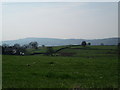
[46,47,55,56]
[81,41,87,47]
[29,41,38,49]
[88,42,91,46]
[2,43,26,55]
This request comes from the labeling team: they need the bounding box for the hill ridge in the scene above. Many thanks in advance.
[1,37,119,46]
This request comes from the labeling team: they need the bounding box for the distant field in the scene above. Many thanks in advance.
[2,45,118,88]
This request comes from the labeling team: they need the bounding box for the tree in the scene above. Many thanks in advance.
[81,41,87,47]
[0,46,2,54]
[42,45,45,48]
[118,43,120,46]
[2,43,9,48]
[22,44,29,49]
[2,44,9,54]
[2,46,4,54]
[29,42,38,49]
[88,42,91,46]
[101,43,104,46]
[18,47,26,55]
[46,47,54,56]
[13,43,20,49]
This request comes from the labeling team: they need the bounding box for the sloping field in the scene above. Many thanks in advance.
[2,46,118,88]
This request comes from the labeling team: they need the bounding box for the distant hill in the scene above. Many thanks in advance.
[1,37,119,46]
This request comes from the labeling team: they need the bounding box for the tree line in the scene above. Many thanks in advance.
[1,41,108,56]
[2,41,38,55]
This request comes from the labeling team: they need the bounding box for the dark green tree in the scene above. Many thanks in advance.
[29,42,38,49]
[46,47,54,56]
[88,42,91,46]
[101,43,104,46]
[13,43,20,49]
[42,45,45,48]
[81,41,87,47]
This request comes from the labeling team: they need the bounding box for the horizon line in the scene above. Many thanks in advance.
[2,36,119,41]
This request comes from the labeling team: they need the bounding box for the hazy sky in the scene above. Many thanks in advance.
[2,2,118,41]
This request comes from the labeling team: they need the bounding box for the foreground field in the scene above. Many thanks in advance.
[2,46,118,88]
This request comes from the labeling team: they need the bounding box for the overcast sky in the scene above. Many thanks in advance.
[2,2,118,41]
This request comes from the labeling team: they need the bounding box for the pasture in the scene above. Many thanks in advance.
[2,45,118,88]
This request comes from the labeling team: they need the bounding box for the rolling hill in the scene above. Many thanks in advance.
[1,37,119,46]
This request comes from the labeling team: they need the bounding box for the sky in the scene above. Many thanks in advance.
[1,2,118,41]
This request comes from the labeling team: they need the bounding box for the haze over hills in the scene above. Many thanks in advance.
[1,37,119,46]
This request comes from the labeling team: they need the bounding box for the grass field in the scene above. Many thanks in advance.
[2,45,119,88]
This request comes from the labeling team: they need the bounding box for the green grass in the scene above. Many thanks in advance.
[58,45,118,57]
[26,45,70,54]
[2,45,118,88]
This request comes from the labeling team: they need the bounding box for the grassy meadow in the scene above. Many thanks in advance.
[2,45,119,88]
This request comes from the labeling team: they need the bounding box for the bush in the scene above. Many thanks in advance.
[46,47,54,56]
